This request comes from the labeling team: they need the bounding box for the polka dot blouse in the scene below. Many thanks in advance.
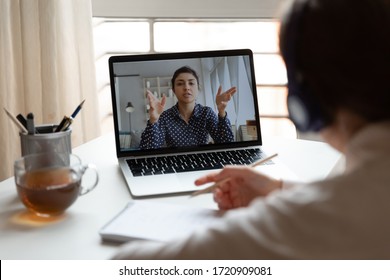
[139,103,234,149]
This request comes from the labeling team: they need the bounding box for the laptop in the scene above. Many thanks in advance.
[109,49,297,197]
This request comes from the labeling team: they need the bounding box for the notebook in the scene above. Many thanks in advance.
[100,200,223,243]
[109,49,297,197]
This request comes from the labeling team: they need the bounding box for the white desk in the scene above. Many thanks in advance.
[0,133,341,259]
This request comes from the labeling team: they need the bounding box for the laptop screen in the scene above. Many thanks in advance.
[109,49,262,157]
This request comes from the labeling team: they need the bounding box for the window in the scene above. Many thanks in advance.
[93,18,296,138]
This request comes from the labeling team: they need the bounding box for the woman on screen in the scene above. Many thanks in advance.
[139,66,236,149]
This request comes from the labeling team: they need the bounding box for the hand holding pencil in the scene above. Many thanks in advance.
[192,153,282,210]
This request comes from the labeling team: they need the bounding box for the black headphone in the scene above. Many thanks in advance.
[282,0,330,132]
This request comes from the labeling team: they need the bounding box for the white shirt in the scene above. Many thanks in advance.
[113,121,390,259]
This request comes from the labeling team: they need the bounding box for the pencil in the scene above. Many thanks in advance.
[55,99,85,132]
[3,108,28,134]
[190,153,278,197]
[70,99,85,119]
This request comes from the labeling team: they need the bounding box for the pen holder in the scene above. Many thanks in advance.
[19,125,72,156]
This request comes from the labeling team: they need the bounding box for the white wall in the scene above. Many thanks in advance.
[92,0,286,19]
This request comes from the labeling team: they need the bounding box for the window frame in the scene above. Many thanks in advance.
[91,0,286,19]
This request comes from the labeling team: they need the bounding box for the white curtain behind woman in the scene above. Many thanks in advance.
[0,0,101,181]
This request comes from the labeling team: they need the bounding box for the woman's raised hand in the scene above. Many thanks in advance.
[215,85,237,117]
[146,90,166,123]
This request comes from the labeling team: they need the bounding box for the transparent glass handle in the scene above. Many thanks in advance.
[79,164,99,196]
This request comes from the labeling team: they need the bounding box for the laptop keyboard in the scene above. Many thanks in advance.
[126,148,268,177]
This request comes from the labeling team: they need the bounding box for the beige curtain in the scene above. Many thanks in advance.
[0,0,101,181]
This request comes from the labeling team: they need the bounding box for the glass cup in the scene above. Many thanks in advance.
[14,152,98,217]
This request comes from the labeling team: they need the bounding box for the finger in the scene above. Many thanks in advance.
[213,188,234,210]
[194,171,220,186]
[216,85,223,96]
[212,166,251,190]
[227,87,237,96]
[146,90,153,98]
[214,165,249,181]
[146,91,156,103]
[146,95,153,105]
[222,87,236,100]
[160,95,167,107]
[213,188,223,203]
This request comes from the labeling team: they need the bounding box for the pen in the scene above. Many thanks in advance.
[55,115,69,132]
[55,99,85,132]
[60,116,73,132]
[190,153,278,197]
[26,113,35,135]
[3,108,28,134]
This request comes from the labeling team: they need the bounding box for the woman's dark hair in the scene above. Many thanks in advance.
[279,0,390,123]
[171,66,200,90]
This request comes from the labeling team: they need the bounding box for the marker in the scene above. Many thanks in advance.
[26,113,35,135]
[16,114,28,129]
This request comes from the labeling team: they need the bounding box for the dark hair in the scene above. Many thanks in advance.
[279,0,390,123]
[171,66,200,90]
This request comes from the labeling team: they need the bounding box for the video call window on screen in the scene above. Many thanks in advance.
[112,54,259,151]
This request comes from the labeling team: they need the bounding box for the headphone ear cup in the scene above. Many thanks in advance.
[286,75,326,132]
[287,90,310,131]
